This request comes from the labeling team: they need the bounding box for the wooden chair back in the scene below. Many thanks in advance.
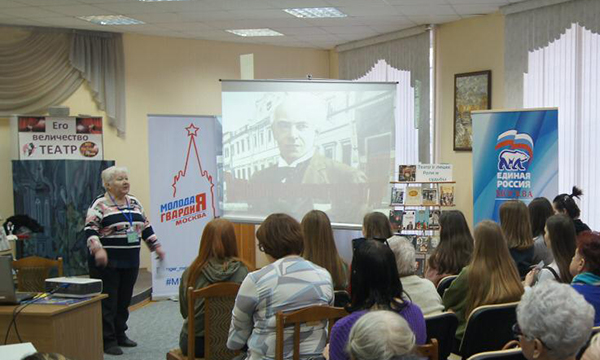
[275,305,348,360]
[417,338,439,360]
[187,282,241,360]
[12,256,63,292]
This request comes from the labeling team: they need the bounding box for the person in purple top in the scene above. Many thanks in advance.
[570,231,600,326]
[326,239,426,360]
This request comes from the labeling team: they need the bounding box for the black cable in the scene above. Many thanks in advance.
[3,284,69,345]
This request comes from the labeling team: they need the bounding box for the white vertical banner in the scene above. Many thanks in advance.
[148,115,221,298]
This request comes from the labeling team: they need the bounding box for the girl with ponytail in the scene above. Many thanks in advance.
[553,186,591,235]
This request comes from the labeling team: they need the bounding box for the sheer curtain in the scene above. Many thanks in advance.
[0,26,127,137]
[337,28,431,164]
[504,0,600,229]
[357,60,419,168]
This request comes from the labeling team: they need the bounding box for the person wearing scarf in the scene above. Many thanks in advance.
[570,231,600,326]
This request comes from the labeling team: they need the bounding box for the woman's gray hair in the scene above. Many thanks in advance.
[387,236,416,277]
[101,166,129,189]
[517,281,594,359]
[345,310,415,360]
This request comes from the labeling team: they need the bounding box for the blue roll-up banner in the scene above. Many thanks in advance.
[472,108,558,225]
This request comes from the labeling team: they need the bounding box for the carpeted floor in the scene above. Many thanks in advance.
[104,299,182,360]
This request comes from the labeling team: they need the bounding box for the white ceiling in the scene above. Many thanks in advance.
[0,0,526,49]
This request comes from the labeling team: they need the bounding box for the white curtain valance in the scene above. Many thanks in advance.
[0,26,127,137]
[337,30,431,163]
[504,0,600,107]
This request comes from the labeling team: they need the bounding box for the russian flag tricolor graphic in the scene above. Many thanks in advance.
[495,130,534,160]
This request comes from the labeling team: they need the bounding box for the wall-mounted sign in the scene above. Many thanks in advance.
[17,116,103,160]
[416,164,453,182]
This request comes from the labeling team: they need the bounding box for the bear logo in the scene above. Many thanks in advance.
[498,149,530,171]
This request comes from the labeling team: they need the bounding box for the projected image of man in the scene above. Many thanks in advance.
[250,93,367,220]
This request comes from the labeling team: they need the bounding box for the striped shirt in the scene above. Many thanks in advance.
[227,256,334,360]
[84,193,159,268]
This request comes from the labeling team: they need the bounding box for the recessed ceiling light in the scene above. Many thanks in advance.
[283,7,347,18]
[226,29,284,37]
[78,15,145,26]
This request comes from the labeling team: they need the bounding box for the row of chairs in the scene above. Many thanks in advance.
[167,283,439,360]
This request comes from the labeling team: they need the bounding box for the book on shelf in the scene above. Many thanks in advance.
[422,188,438,205]
[391,187,405,205]
[429,210,441,230]
[389,210,404,230]
[415,209,430,230]
[415,253,426,277]
[405,186,422,205]
[402,210,416,230]
[399,165,416,182]
[440,184,455,206]
[430,236,440,249]
[416,236,430,253]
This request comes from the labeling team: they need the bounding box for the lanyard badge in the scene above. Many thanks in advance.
[109,193,139,244]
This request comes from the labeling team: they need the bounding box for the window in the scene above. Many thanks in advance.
[522,23,600,229]
[342,141,352,165]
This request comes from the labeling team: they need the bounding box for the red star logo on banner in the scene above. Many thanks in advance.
[185,123,199,137]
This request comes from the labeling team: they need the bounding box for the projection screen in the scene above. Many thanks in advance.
[221,80,397,226]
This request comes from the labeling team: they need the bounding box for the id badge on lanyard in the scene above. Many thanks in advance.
[126,227,139,243]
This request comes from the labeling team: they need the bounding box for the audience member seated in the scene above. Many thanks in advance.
[361,211,394,241]
[227,213,334,360]
[387,236,443,315]
[570,231,600,326]
[528,197,555,265]
[553,186,591,235]
[515,281,594,360]
[301,210,349,290]
[178,218,251,358]
[524,214,576,286]
[328,240,426,360]
[500,200,536,278]
[344,310,417,360]
[425,210,474,287]
[443,220,524,342]
[582,333,599,360]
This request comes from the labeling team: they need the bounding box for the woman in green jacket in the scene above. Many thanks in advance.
[179,218,251,358]
[443,220,524,341]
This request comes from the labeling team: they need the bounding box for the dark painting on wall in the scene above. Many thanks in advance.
[12,160,114,275]
[454,70,492,151]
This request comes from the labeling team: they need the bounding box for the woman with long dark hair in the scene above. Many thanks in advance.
[525,214,576,286]
[179,218,251,358]
[528,197,555,265]
[301,210,349,290]
[328,240,426,360]
[425,210,474,286]
[443,221,524,341]
[500,200,535,278]
[553,186,591,235]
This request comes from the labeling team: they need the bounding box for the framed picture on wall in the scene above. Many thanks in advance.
[453,70,491,151]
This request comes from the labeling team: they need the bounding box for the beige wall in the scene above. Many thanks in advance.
[436,13,505,229]
[0,31,330,269]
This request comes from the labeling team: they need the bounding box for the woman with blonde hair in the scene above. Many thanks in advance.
[443,220,524,341]
[500,200,535,278]
[301,210,349,290]
[179,218,251,358]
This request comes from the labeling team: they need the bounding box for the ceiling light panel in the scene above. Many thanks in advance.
[226,28,284,37]
[78,15,145,25]
[283,7,347,18]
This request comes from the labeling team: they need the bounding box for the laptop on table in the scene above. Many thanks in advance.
[0,256,36,305]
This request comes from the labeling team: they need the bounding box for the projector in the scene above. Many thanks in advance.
[45,277,103,298]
